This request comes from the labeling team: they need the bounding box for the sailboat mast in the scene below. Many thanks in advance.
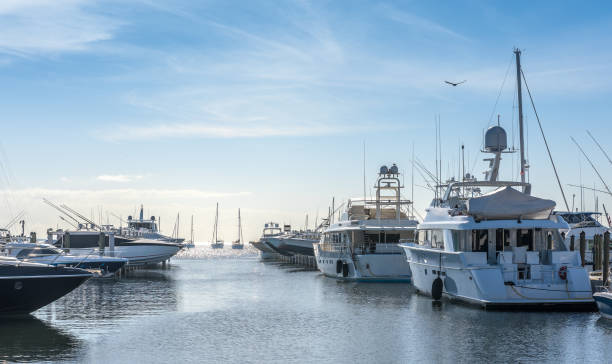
[214,203,219,243]
[190,215,194,244]
[515,48,527,192]
[238,208,242,243]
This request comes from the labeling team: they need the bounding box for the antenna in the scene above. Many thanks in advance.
[363,140,366,203]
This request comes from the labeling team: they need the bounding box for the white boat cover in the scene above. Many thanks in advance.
[466,186,555,220]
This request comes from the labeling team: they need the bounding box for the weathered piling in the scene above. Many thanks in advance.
[570,235,575,251]
[604,232,610,286]
[580,231,586,266]
[30,232,36,244]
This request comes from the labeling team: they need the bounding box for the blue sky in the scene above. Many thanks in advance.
[1,0,612,240]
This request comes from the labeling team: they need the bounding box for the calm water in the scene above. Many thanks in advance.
[2,246,612,363]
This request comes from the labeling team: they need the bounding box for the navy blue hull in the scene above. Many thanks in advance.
[0,266,92,315]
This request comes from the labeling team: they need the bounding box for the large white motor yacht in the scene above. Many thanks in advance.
[402,50,594,309]
[314,164,418,282]
[401,124,593,308]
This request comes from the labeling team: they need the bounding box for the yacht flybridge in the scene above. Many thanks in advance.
[314,164,418,281]
[400,49,594,309]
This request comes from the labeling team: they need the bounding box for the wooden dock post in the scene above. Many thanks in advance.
[604,232,610,286]
[570,235,575,251]
[580,231,586,267]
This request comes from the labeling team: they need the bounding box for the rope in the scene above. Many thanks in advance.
[521,69,570,211]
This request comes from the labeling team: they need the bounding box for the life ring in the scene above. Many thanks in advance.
[558,266,567,280]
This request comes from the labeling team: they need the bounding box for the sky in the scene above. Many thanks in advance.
[1,0,612,242]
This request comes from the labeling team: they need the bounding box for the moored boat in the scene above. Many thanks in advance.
[314,164,418,282]
[3,242,127,277]
[0,257,92,315]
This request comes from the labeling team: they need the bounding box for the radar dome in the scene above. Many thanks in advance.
[389,164,399,174]
[484,126,507,152]
[380,165,389,174]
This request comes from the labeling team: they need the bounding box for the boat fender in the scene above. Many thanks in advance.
[432,277,443,300]
[336,260,343,274]
[558,266,567,280]
[342,262,349,277]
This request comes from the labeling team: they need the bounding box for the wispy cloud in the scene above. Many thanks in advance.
[0,0,119,56]
[380,4,470,41]
[11,187,251,201]
[97,174,143,183]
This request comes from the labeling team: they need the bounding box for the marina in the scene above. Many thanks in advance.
[2,1,612,362]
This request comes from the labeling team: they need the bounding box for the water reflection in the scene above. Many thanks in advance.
[0,317,80,362]
[36,267,179,323]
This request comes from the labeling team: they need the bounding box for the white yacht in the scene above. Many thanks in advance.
[119,205,184,244]
[400,48,594,308]
[554,211,611,265]
[314,164,418,281]
[48,229,182,266]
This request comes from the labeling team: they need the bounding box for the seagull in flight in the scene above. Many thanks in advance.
[444,80,466,87]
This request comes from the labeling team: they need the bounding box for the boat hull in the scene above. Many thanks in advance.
[402,245,594,309]
[277,237,316,256]
[0,265,91,315]
[314,244,411,282]
[67,241,181,266]
[594,292,612,318]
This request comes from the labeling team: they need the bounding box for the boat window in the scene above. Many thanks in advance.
[471,230,488,252]
[419,230,433,246]
[431,230,444,249]
[451,230,470,251]
[517,229,533,250]
[16,249,33,259]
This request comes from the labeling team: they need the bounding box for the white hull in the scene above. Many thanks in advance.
[314,244,411,282]
[67,241,181,266]
[403,245,594,308]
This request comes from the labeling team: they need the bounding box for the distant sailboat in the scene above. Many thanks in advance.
[232,209,244,249]
[184,215,195,248]
[211,203,224,249]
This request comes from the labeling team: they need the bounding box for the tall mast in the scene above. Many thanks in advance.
[515,48,527,192]
[238,208,242,243]
[190,215,194,244]
[214,203,219,243]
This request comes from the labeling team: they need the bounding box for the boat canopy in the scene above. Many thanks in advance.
[466,186,555,220]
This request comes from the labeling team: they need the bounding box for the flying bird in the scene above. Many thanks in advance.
[444,80,466,87]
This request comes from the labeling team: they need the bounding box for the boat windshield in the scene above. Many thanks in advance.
[16,247,63,258]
